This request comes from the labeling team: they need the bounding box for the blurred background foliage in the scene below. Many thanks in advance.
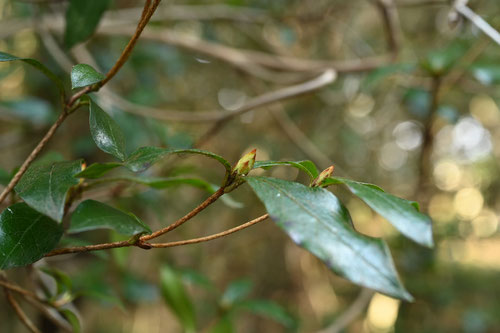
[1,0,500,332]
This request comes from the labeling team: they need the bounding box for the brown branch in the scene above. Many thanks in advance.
[372,0,401,60]
[140,186,226,241]
[317,288,374,333]
[149,214,269,248]
[45,239,130,257]
[0,0,163,206]
[0,280,40,301]
[4,288,42,333]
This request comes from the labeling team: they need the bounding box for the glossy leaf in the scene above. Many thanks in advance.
[221,280,253,307]
[0,51,64,94]
[332,177,433,247]
[246,176,412,301]
[64,0,111,48]
[160,265,197,333]
[69,200,151,236]
[89,99,127,161]
[125,146,231,173]
[71,64,105,89]
[253,160,319,179]
[75,162,122,179]
[237,300,297,329]
[60,309,81,333]
[15,160,83,222]
[0,203,63,269]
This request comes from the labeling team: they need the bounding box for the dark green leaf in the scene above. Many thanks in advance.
[71,64,105,89]
[333,178,433,247]
[246,176,412,301]
[160,265,197,333]
[59,309,81,333]
[209,316,234,333]
[221,280,253,307]
[253,160,319,179]
[237,300,297,329]
[64,0,111,48]
[75,162,122,179]
[0,203,63,269]
[125,146,231,173]
[15,160,83,222]
[69,200,151,236]
[89,99,127,161]
[0,51,64,94]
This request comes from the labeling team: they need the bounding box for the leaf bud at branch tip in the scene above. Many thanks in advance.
[311,165,334,187]
[232,149,257,176]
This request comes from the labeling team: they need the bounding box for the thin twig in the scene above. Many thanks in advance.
[140,186,226,241]
[0,0,163,205]
[317,288,374,333]
[150,214,269,248]
[195,70,336,146]
[4,288,42,333]
[372,0,401,60]
[0,280,40,301]
[455,4,500,46]
[22,296,73,333]
[45,239,130,257]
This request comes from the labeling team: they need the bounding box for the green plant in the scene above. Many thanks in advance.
[0,1,440,332]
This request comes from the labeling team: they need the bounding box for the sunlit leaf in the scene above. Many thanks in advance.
[332,177,433,247]
[0,203,63,269]
[89,99,127,161]
[69,200,151,236]
[253,160,319,179]
[246,176,412,301]
[15,160,83,222]
[71,64,105,89]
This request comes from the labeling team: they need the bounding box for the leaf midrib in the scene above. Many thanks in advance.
[257,177,397,286]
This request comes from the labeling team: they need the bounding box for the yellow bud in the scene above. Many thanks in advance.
[232,149,257,176]
[311,165,334,187]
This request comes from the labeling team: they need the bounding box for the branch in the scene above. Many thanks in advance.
[318,288,374,333]
[45,213,268,256]
[4,288,41,333]
[0,0,163,205]
[150,214,269,248]
[454,3,500,46]
[140,186,226,241]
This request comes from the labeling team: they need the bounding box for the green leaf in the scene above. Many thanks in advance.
[64,0,111,48]
[0,203,63,269]
[15,160,83,222]
[75,162,122,179]
[253,160,319,179]
[89,99,127,161]
[125,146,232,173]
[209,316,234,333]
[69,200,151,236]
[59,309,81,333]
[0,51,65,95]
[332,178,433,247]
[160,265,197,333]
[71,64,105,89]
[40,267,73,296]
[221,279,253,307]
[237,300,297,329]
[246,176,412,301]
[178,269,216,292]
